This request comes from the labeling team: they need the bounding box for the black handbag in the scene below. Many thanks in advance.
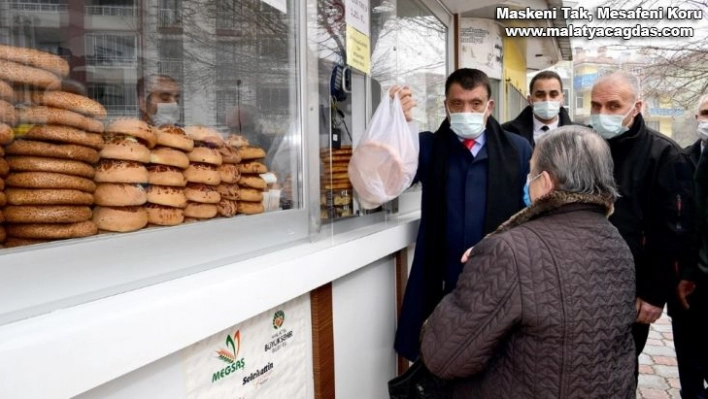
[388,360,452,399]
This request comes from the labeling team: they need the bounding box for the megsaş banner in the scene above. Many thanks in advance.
[182,295,310,398]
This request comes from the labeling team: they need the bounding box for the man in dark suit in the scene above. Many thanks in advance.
[392,68,532,361]
[502,70,574,147]
[678,94,708,399]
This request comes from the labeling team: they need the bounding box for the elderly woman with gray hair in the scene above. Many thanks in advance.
[419,125,637,398]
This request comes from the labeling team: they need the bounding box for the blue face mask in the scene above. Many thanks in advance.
[523,173,542,207]
[590,103,636,139]
[523,183,532,207]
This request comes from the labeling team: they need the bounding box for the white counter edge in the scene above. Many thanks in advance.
[0,214,420,399]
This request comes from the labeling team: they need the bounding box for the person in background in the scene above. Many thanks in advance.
[226,104,272,154]
[138,74,181,126]
[502,70,574,147]
[393,68,532,362]
[420,126,636,398]
[589,70,697,387]
[676,94,708,399]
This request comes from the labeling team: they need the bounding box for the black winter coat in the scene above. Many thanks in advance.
[604,114,697,313]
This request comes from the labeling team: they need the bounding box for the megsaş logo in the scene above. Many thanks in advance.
[211,330,246,383]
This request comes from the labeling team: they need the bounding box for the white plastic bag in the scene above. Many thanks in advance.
[348,91,419,209]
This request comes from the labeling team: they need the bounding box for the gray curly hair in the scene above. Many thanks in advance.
[532,125,620,200]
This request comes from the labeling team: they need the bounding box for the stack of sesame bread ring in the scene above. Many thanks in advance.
[0,44,106,247]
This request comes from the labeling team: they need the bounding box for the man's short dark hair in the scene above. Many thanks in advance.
[445,68,491,99]
[529,70,563,94]
[137,74,178,100]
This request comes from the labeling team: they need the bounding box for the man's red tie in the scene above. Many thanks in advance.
[463,138,476,150]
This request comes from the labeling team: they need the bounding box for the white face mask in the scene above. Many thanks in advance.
[152,102,180,126]
[449,102,488,139]
[532,101,561,120]
[590,103,636,139]
[697,121,708,141]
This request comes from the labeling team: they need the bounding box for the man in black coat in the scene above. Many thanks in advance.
[502,70,574,147]
[677,94,708,399]
[590,71,698,389]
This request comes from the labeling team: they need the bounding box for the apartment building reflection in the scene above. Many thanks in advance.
[0,0,295,131]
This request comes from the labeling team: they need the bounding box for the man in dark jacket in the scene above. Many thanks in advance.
[502,70,574,147]
[393,68,532,361]
[676,94,708,399]
[590,71,698,385]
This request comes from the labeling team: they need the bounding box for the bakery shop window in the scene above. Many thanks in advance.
[315,0,447,222]
[0,0,300,249]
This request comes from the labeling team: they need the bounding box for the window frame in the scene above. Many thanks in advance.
[0,0,309,326]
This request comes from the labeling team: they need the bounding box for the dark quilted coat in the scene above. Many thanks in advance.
[420,191,637,399]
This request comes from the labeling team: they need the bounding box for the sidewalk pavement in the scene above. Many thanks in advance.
[637,312,681,399]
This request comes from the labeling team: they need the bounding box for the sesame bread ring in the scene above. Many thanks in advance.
[2,237,51,248]
[0,157,8,177]
[5,188,94,206]
[237,201,265,215]
[323,172,350,181]
[238,161,267,175]
[144,203,184,226]
[30,91,107,119]
[187,146,222,165]
[146,185,187,208]
[5,140,100,163]
[100,135,150,163]
[6,156,95,178]
[184,163,220,185]
[3,205,93,223]
[6,172,96,192]
[147,164,187,187]
[94,183,147,207]
[238,175,267,190]
[0,59,62,89]
[225,134,249,148]
[106,118,157,148]
[0,80,13,101]
[0,44,70,77]
[0,122,14,145]
[218,145,241,164]
[239,188,264,203]
[217,199,238,217]
[0,177,4,190]
[24,125,105,150]
[0,191,5,207]
[5,221,98,239]
[183,202,218,219]
[93,206,148,232]
[150,146,190,169]
[0,99,17,126]
[94,160,149,184]
[239,146,266,160]
[0,226,5,243]
[322,181,352,190]
[184,183,221,204]
[218,163,240,184]
[155,124,193,152]
[217,183,240,201]
[18,106,104,133]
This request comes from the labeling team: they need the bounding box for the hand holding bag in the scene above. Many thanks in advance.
[348,90,419,209]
